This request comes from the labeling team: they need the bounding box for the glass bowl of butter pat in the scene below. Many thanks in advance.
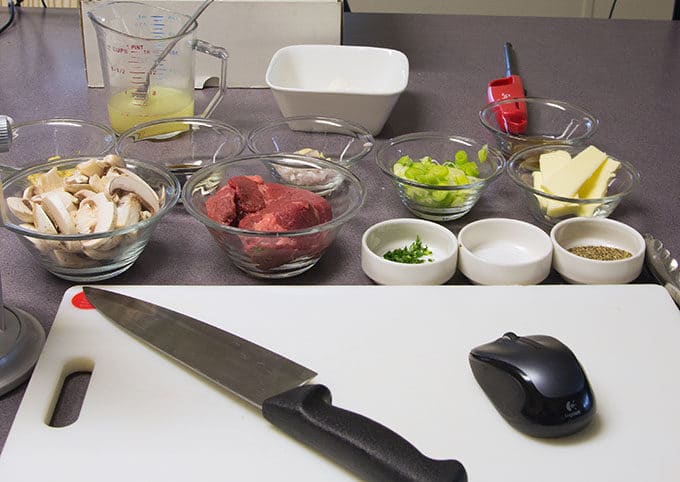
[507,144,640,227]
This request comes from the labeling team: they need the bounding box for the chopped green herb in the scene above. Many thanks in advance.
[383,236,433,264]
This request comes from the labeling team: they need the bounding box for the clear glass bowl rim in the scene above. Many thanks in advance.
[478,97,600,141]
[115,116,247,154]
[246,115,375,163]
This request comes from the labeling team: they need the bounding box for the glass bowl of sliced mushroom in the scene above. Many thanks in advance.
[1,154,181,281]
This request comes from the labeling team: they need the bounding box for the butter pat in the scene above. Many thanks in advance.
[542,145,608,197]
[532,171,547,211]
[578,157,621,216]
[533,169,579,217]
[539,150,571,177]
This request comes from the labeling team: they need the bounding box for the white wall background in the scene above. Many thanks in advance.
[346,0,676,20]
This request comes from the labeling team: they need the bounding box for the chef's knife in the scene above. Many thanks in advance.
[82,287,467,482]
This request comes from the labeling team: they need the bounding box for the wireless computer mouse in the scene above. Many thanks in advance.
[469,332,596,438]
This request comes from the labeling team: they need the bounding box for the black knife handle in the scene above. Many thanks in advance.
[262,384,467,482]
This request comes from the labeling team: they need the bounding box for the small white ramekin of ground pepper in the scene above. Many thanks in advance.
[550,217,645,284]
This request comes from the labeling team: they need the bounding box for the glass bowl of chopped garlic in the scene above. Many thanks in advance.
[1,154,180,281]
[507,144,640,227]
[247,115,375,169]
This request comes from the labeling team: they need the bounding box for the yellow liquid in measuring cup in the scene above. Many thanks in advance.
[107,87,194,135]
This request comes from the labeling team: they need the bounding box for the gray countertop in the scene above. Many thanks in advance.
[1,8,679,453]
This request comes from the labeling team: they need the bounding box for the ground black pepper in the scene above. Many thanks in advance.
[567,245,632,261]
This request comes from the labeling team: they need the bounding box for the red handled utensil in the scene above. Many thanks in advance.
[486,42,527,135]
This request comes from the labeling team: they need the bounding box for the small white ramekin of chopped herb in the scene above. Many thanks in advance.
[383,236,434,264]
[361,218,459,285]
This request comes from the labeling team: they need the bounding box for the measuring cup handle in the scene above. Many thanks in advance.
[193,39,229,119]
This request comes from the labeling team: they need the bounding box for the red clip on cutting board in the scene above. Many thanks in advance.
[487,43,527,135]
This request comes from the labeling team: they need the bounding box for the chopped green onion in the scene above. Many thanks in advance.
[391,150,482,208]
[454,150,468,165]
[477,144,488,162]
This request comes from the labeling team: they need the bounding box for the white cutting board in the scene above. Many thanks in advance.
[1,285,679,481]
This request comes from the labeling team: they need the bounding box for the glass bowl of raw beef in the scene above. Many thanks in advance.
[182,153,366,278]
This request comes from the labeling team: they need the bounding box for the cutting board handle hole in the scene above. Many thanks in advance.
[47,361,94,428]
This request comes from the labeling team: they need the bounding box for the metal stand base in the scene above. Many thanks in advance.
[0,306,45,396]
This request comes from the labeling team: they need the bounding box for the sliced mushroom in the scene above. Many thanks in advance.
[76,158,105,178]
[18,222,57,252]
[73,189,96,202]
[40,191,77,235]
[53,250,97,268]
[53,190,78,215]
[64,182,93,194]
[81,192,118,250]
[98,154,125,170]
[30,193,45,204]
[23,185,37,200]
[108,168,160,214]
[82,244,120,260]
[36,167,64,192]
[6,197,34,223]
[88,173,109,194]
[32,204,58,235]
[115,193,142,229]
[75,198,98,234]
[65,172,89,185]
[91,192,116,233]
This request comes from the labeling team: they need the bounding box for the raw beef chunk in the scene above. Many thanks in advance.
[206,175,332,230]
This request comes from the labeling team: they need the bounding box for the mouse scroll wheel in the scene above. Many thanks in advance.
[502,332,519,341]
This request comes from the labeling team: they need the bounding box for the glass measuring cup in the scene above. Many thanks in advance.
[88,1,228,135]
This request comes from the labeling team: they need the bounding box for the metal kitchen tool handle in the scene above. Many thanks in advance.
[1,114,10,331]
[193,39,229,118]
[644,233,680,307]
[0,115,17,180]
[135,0,214,103]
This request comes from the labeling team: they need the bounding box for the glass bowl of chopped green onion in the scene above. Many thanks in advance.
[375,132,505,221]
[247,115,375,168]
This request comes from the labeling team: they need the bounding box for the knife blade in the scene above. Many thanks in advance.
[82,287,467,482]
